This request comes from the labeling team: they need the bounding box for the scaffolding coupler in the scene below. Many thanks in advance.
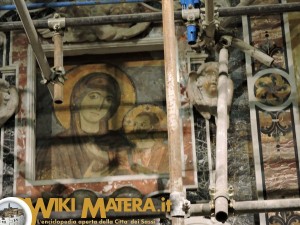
[169,192,191,218]
[42,13,66,104]
[180,0,201,45]
[179,0,221,49]
[208,186,235,222]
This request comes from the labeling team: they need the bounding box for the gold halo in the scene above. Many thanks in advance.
[122,104,167,134]
[54,64,136,130]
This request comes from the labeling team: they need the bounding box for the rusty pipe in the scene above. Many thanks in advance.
[215,47,229,223]
[52,32,64,104]
[162,0,182,194]
[162,0,184,224]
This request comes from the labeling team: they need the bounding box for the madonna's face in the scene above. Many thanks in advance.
[79,90,113,123]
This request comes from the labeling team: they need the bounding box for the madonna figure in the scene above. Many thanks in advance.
[36,73,135,180]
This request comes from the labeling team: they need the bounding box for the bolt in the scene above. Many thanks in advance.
[54,24,60,31]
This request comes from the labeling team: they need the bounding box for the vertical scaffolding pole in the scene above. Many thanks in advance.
[204,0,215,39]
[214,47,229,223]
[162,0,184,225]
[52,31,64,104]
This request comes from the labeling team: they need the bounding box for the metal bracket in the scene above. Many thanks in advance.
[40,68,66,85]
[209,186,216,211]
[170,192,191,218]
[48,13,66,33]
[209,186,235,216]
[40,13,67,104]
[182,8,200,21]
[214,191,230,203]
[200,6,220,31]
[50,67,66,84]
[219,35,233,48]
[228,185,234,210]
[47,13,66,86]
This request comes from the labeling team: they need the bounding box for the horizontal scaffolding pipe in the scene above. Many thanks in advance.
[218,2,300,17]
[36,198,300,220]
[1,3,300,31]
[0,0,159,11]
[233,199,300,214]
[0,12,164,31]
[190,198,300,217]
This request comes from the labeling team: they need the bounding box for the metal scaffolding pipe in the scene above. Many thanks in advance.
[162,0,182,195]
[232,38,274,67]
[1,3,300,31]
[218,2,300,16]
[221,0,255,28]
[1,1,299,15]
[13,0,51,80]
[189,203,212,217]
[162,0,184,224]
[52,31,64,104]
[189,198,300,217]
[215,47,229,223]
[0,12,165,31]
[0,0,159,10]
[204,0,215,39]
[205,0,214,24]
[233,199,300,213]
[13,0,55,99]
[36,198,300,220]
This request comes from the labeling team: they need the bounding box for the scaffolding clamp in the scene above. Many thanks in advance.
[48,13,66,34]
[210,186,235,216]
[219,35,232,48]
[209,186,216,211]
[200,6,219,31]
[228,185,235,210]
[170,191,191,217]
[43,13,66,104]
[40,13,66,86]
